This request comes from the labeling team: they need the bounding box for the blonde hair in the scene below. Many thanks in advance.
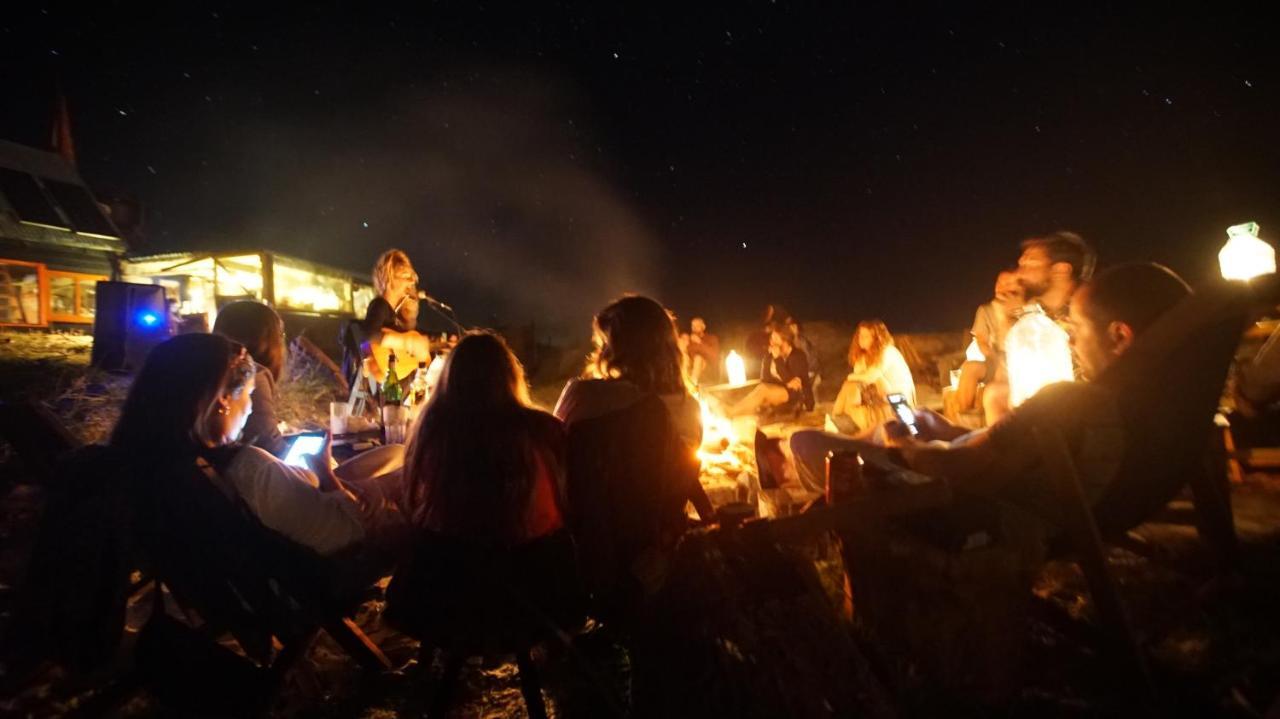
[372,249,414,296]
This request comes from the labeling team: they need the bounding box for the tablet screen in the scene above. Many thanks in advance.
[283,434,325,468]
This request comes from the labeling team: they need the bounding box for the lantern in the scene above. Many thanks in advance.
[726,350,747,385]
[1005,304,1074,407]
[1219,221,1275,282]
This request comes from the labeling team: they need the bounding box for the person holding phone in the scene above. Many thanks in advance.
[112,333,401,557]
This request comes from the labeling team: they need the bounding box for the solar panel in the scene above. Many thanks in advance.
[0,168,67,229]
[42,179,119,238]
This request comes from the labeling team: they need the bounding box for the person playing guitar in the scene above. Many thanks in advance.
[358,249,432,384]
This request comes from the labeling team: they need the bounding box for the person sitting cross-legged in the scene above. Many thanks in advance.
[728,326,812,418]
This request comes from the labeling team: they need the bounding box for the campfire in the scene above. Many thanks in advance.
[695,351,759,508]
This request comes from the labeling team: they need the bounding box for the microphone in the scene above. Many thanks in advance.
[416,290,453,312]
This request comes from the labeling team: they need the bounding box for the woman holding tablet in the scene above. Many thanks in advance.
[112,333,401,556]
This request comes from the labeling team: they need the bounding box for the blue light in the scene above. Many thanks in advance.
[137,311,160,327]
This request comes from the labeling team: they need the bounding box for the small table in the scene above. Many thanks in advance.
[332,428,385,461]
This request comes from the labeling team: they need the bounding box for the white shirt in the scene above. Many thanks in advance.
[224,446,366,555]
[854,345,917,406]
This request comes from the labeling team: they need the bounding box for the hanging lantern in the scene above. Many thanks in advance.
[964,338,986,363]
[725,350,747,385]
[1005,304,1074,407]
[1219,221,1275,282]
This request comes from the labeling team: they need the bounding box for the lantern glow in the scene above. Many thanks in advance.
[1005,306,1074,407]
[1219,221,1275,282]
[726,350,747,385]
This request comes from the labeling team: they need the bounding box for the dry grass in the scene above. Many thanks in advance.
[3,336,343,445]
[276,340,346,431]
[0,330,93,365]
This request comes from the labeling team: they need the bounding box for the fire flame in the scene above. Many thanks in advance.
[726,350,747,385]
[697,396,742,469]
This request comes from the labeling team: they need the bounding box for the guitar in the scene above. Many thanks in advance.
[364,332,432,384]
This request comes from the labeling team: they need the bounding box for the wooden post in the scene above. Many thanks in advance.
[261,252,275,307]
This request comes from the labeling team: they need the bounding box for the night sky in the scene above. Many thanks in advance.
[3,4,1279,337]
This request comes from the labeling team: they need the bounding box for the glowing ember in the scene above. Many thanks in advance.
[695,393,756,509]
[725,350,747,385]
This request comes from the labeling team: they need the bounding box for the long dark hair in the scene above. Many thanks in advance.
[402,331,562,544]
[586,295,689,396]
[111,333,256,458]
[212,300,286,380]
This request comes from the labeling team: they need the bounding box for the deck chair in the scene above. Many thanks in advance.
[564,394,714,628]
[751,276,1279,710]
[91,453,391,717]
[0,399,81,484]
[1015,276,1280,703]
[385,529,589,719]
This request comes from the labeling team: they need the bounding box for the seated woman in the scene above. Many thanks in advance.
[555,295,713,636]
[556,295,703,453]
[111,333,399,558]
[727,326,812,417]
[830,320,915,433]
[213,300,290,457]
[400,331,566,544]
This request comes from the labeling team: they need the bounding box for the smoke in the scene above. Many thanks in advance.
[233,66,660,338]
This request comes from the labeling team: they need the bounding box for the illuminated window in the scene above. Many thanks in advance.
[353,283,375,317]
[215,255,264,300]
[0,260,44,326]
[274,258,351,314]
[48,270,107,323]
[79,278,97,317]
[50,276,75,315]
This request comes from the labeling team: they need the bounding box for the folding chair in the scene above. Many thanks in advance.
[751,276,1279,712]
[87,454,392,717]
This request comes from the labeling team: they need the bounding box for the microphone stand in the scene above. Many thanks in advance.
[395,292,467,336]
[422,298,467,337]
